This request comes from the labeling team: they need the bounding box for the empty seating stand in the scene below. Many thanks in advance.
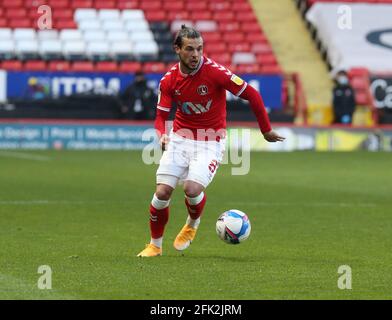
[0,0,282,74]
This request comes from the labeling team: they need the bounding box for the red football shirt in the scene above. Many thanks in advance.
[157,56,248,140]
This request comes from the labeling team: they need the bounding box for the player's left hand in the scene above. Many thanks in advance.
[263,130,285,142]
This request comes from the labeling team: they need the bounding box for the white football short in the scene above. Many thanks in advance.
[156,131,226,189]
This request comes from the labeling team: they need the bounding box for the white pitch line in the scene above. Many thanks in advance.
[0,151,51,161]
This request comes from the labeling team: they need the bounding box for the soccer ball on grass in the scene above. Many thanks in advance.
[216,209,251,244]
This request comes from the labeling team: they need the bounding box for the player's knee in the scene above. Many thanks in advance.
[183,182,204,198]
[155,185,173,200]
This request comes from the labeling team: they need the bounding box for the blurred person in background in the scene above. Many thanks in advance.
[119,71,157,120]
[332,70,356,125]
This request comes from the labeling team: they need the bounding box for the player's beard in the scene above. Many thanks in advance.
[179,55,199,72]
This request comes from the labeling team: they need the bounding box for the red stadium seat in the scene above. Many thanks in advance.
[208,53,231,66]
[228,43,251,53]
[236,12,258,23]
[0,18,7,27]
[145,11,167,22]
[213,12,235,22]
[191,12,213,20]
[96,61,119,72]
[202,32,221,43]
[2,0,23,8]
[235,64,261,74]
[52,9,74,20]
[209,2,231,11]
[1,60,23,71]
[0,8,4,17]
[261,65,282,74]
[55,19,77,29]
[24,0,47,8]
[95,0,116,9]
[72,61,94,72]
[143,62,166,73]
[140,1,162,11]
[70,0,93,9]
[48,60,71,72]
[186,2,208,10]
[25,60,47,71]
[241,22,262,33]
[256,53,277,66]
[119,61,142,73]
[222,32,245,43]
[163,2,185,10]
[219,22,240,32]
[246,33,268,43]
[9,19,32,28]
[232,2,253,11]
[167,11,190,21]
[206,43,227,54]
[252,43,273,54]
[117,0,139,9]
[5,8,27,19]
[47,0,70,9]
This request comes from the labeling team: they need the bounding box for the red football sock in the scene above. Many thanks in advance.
[185,193,207,220]
[149,204,169,239]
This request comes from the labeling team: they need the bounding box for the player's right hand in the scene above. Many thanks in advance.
[160,134,170,151]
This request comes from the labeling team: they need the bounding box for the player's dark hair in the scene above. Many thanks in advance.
[173,25,201,48]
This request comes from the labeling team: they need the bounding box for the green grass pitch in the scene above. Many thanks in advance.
[0,150,391,299]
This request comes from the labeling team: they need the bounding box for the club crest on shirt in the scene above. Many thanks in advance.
[175,89,181,96]
[230,74,244,86]
[197,85,208,96]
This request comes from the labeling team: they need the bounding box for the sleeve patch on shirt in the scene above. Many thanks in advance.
[230,74,244,86]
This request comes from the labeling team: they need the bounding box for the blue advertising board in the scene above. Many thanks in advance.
[5,71,283,109]
[0,122,155,150]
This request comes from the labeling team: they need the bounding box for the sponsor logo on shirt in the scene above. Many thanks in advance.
[180,99,212,114]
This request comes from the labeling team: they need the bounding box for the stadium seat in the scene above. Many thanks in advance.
[171,20,194,33]
[232,52,256,65]
[167,12,190,22]
[70,0,93,9]
[83,30,106,42]
[0,60,23,71]
[133,41,159,58]
[107,30,129,42]
[124,20,150,33]
[74,9,97,22]
[9,19,32,29]
[2,0,23,8]
[37,30,59,41]
[39,40,63,60]
[25,60,47,71]
[145,11,167,22]
[98,9,121,21]
[6,8,27,19]
[119,61,142,72]
[13,28,36,41]
[71,61,94,71]
[16,40,39,60]
[78,19,101,31]
[86,42,111,61]
[110,42,134,61]
[95,0,116,9]
[48,60,71,71]
[55,19,77,30]
[121,9,145,21]
[102,20,124,32]
[0,40,15,60]
[60,29,82,41]
[95,61,119,72]
[117,0,139,10]
[0,28,13,40]
[142,62,166,73]
[194,21,218,32]
[129,30,154,42]
[0,18,8,28]
[63,40,86,60]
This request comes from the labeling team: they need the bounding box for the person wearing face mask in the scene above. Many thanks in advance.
[332,70,356,124]
[119,71,157,120]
